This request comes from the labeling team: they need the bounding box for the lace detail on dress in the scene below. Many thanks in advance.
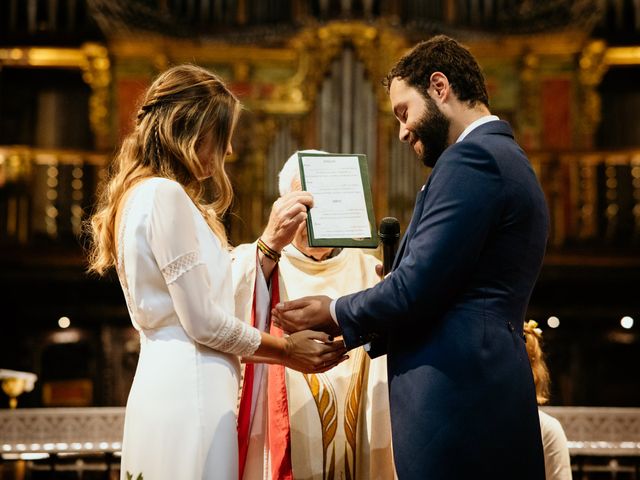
[209,317,261,357]
[161,251,203,285]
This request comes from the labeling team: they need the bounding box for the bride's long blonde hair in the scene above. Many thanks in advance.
[88,64,240,275]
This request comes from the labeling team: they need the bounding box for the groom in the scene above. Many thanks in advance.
[273,35,549,479]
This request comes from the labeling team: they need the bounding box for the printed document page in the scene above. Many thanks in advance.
[301,155,371,239]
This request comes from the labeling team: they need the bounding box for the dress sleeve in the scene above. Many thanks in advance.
[542,414,573,480]
[146,180,261,357]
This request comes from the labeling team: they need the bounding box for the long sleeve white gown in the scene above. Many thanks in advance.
[115,177,262,480]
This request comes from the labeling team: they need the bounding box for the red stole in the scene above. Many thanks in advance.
[238,269,293,479]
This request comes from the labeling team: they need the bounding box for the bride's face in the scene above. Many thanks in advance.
[195,132,215,179]
[196,132,232,179]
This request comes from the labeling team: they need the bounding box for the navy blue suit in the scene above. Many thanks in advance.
[336,121,548,479]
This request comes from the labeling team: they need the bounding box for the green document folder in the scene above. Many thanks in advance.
[298,152,378,248]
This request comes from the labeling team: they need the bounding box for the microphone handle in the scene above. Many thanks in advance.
[382,242,397,276]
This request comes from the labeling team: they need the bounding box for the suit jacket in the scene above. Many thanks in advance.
[335,120,548,479]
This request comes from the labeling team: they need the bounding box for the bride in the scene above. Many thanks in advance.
[87,64,347,480]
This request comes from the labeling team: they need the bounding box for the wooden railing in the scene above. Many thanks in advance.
[0,406,637,456]
[0,147,107,246]
[0,407,638,478]
[530,150,640,252]
[1,146,640,255]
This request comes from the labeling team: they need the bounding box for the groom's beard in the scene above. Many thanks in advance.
[414,96,450,168]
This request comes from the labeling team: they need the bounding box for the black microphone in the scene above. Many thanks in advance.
[379,217,400,276]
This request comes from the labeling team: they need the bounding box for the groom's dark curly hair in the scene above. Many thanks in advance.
[383,35,489,108]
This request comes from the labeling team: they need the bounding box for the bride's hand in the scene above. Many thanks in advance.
[283,330,348,373]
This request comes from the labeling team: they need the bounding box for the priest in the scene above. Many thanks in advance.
[232,150,395,480]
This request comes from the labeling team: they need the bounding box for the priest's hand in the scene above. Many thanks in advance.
[261,191,313,252]
[283,330,348,373]
[272,295,341,337]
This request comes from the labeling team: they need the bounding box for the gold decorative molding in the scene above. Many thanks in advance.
[0,43,112,151]
[0,47,87,68]
[81,43,112,151]
[603,156,625,241]
[469,30,589,59]
[577,154,599,240]
[228,114,280,241]
[109,36,298,64]
[632,156,640,239]
[70,165,84,236]
[107,22,408,116]
[0,147,108,167]
[0,147,107,243]
[283,21,408,115]
[0,153,31,243]
[44,163,59,238]
[579,44,640,150]
[110,36,301,114]
[604,46,640,66]
[0,149,32,186]
[518,51,541,150]
[578,40,608,148]
[580,41,640,146]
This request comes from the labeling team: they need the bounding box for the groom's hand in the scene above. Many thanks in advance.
[272,295,341,337]
[375,263,384,280]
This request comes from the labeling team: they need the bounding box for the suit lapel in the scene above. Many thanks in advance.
[390,120,513,272]
[392,182,429,270]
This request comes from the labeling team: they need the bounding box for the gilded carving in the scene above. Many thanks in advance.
[229,114,280,241]
[578,40,608,148]
[632,155,640,240]
[604,46,640,66]
[82,43,113,151]
[105,22,407,117]
[279,22,408,115]
[604,163,619,240]
[518,51,541,150]
[0,47,87,68]
[577,155,599,240]
[0,43,112,151]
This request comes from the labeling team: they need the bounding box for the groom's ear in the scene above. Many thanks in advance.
[428,72,450,102]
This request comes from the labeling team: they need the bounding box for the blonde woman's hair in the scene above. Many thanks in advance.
[523,320,551,405]
[87,64,240,275]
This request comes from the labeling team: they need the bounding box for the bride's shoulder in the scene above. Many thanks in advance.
[145,176,185,192]
[129,177,193,218]
[142,177,190,201]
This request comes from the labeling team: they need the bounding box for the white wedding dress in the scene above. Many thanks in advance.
[116,177,262,480]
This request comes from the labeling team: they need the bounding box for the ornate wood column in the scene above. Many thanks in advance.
[578,40,609,150]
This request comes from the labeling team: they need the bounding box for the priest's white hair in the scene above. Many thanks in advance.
[278,149,328,196]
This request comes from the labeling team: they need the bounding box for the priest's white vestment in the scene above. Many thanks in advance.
[232,244,395,480]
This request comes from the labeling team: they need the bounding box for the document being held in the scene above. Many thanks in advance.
[298,152,378,248]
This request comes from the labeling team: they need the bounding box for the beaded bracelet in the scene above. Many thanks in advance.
[257,238,281,263]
